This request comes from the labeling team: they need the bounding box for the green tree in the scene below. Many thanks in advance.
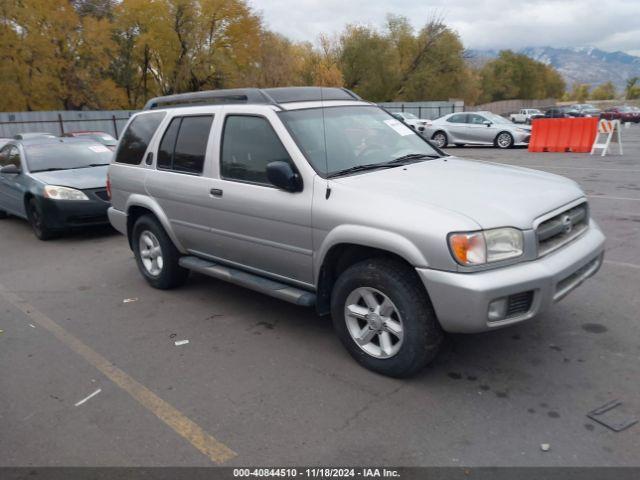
[478,51,565,103]
[568,83,591,102]
[626,77,640,100]
[590,81,616,100]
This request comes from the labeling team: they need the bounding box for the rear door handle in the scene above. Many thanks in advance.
[210,188,223,197]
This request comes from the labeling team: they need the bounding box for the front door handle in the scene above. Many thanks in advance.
[210,188,223,197]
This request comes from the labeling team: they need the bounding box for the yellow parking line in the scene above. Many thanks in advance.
[0,285,237,464]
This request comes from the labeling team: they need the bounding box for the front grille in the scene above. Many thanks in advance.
[506,291,534,318]
[536,203,589,257]
[93,189,110,202]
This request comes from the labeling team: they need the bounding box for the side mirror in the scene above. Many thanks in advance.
[266,161,302,192]
[0,164,20,175]
[483,120,492,127]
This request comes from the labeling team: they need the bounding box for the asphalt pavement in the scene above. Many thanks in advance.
[1,125,639,467]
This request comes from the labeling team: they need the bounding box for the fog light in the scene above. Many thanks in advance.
[488,298,508,321]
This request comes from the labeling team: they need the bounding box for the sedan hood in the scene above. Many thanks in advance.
[30,166,108,190]
[332,157,585,230]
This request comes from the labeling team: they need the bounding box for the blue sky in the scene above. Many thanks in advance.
[249,0,640,56]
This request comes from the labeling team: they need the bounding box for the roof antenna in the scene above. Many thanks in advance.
[320,87,331,200]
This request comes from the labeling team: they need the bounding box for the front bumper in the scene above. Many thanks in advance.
[40,196,110,230]
[417,222,605,333]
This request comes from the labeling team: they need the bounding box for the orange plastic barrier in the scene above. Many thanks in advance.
[528,117,598,153]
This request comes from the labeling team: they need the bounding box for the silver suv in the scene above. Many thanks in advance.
[107,87,605,377]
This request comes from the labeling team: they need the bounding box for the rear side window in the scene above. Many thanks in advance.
[221,115,292,185]
[115,112,165,165]
[447,114,466,123]
[157,115,213,175]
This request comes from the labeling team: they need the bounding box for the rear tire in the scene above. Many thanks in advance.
[132,215,189,289]
[26,198,56,240]
[331,258,443,378]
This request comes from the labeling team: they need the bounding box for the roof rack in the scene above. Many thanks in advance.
[143,87,361,110]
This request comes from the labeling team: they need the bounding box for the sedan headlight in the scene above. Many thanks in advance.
[449,228,524,266]
[43,185,89,201]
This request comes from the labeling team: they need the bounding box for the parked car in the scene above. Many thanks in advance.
[108,87,605,377]
[422,111,531,149]
[13,132,56,140]
[63,131,119,150]
[509,108,545,124]
[392,112,430,132]
[544,107,571,118]
[0,137,112,240]
[600,106,640,123]
[567,104,601,117]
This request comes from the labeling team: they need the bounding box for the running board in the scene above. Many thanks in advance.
[179,256,316,307]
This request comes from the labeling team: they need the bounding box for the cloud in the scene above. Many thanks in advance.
[249,0,640,55]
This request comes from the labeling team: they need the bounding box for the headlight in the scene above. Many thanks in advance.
[516,128,529,133]
[449,228,523,266]
[43,185,89,201]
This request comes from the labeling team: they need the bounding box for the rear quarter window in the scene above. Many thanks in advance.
[115,112,166,165]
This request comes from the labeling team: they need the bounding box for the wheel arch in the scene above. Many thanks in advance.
[314,228,430,316]
[125,195,187,253]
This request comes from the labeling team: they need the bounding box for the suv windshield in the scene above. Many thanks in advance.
[279,106,440,177]
[26,142,112,172]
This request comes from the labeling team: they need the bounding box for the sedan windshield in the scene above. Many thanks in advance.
[279,106,440,177]
[26,142,113,172]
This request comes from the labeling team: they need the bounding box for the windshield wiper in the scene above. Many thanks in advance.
[69,164,111,169]
[31,168,65,173]
[388,153,441,164]
[327,153,442,179]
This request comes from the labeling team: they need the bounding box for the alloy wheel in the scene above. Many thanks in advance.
[344,287,404,359]
[497,133,513,148]
[139,230,164,277]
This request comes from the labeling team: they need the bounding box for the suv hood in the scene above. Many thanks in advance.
[30,165,108,190]
[331,157,584,230]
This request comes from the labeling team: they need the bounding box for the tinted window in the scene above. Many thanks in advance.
[467,114,486,125]
[447,114,466,123]
[115,112,165,165]
[157,118,181,170]
[173,116,213,174]
[221,116,291,184]
[0,146,11,167]
[25,142,111,172]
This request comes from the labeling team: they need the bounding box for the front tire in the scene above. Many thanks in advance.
[432,131,448,149]
[331,258,443,378]
[0,209,7,219]
[26,198,56,240]
[132,215,189,289]
[495,131,514,149]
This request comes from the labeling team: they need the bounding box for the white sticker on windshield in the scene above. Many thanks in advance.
[384,119,414,136]
[89,145,110,153]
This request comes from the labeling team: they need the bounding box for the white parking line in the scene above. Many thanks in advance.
[518,165,640,173]
[588,195,640,202]
[604,260,640,270]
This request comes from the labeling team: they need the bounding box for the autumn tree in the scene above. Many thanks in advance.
[590,81,616,100]
[566,83,591,102]
[625,77,640,100]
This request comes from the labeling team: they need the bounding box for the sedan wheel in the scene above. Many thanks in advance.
[138,230,164,277]
[432,132,447,148]
[496,132,514,149]
[344,287,404,359]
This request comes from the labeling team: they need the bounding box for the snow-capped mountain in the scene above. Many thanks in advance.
[468,46,640,92]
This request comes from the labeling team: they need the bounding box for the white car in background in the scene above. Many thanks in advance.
[392,112,430,133]
[423,111,531,149]
[509,108,545,124]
